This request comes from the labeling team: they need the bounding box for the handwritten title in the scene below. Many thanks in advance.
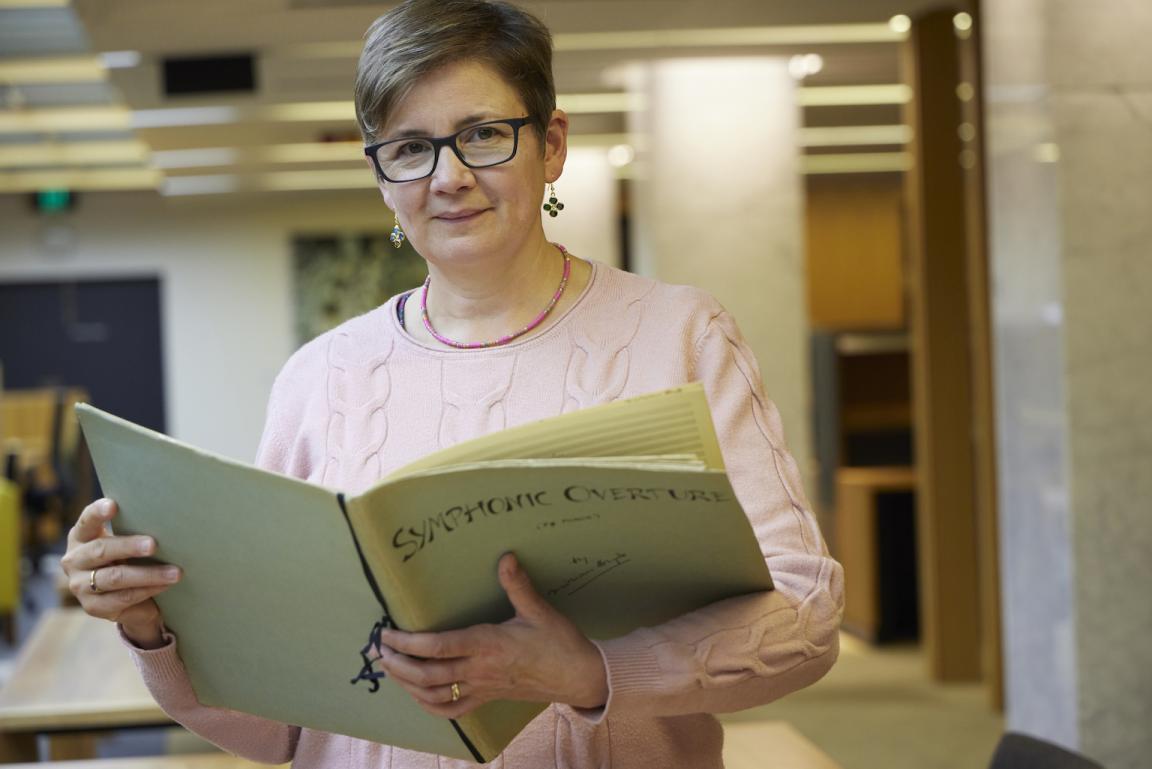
[392,485,732,563]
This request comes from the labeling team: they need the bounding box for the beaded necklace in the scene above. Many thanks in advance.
[419,244,571,350]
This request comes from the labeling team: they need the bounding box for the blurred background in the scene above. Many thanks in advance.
[0,1,1148,768]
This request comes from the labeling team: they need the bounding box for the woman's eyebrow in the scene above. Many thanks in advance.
[451,113,493,130]
[385,113,497,140]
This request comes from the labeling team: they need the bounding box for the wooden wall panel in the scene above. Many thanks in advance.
[805,175,906,331]
[903,9,984,682]
[960,2,1004,710]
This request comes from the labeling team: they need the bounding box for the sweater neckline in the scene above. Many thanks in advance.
[384,258,602,356]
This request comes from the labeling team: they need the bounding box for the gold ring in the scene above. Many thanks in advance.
[89,569,102,594]
[450,682,461,702]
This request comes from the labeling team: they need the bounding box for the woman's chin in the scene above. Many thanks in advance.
[417,213,538,264]
[422,231,503,264]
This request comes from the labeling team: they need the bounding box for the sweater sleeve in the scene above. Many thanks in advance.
[119,358,318,763]
[566,308,844,721]
[123,627,300,763]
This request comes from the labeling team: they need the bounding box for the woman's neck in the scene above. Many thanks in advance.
[414,236,586,349]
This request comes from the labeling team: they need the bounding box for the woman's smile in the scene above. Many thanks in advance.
[433,207,490,223]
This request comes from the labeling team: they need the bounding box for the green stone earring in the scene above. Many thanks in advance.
[542,183,565,218]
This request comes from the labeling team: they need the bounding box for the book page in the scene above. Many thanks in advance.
[348,456,775,754]
[402,455,708,476]
[387,384,724,480]
[349,463,773,637]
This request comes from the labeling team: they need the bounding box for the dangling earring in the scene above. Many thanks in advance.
[542,183,565,218]
[389,213,406,249]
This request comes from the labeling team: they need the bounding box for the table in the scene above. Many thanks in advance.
[0,755,284,769]
[722,722,843,769]
[0,608,170,762]
[0,614,840,769]
[0,722,838,769]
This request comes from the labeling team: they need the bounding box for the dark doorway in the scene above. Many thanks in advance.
[0,277,166,432]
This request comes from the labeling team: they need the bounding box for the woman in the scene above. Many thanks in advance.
[60,1,843,766]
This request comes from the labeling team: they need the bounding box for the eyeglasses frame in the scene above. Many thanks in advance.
[364,116,534,183]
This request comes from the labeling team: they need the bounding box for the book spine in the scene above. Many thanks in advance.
[335,495,486,763]
[336,493,392,613]
[337,493,395,693]
[449,721,487,764]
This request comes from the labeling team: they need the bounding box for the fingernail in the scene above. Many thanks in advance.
[163,567,181,582]
[138,538,154,555]
[100,499,114,516]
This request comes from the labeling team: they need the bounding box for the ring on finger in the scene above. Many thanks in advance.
[451,682,461,703]
[89,568,103,594]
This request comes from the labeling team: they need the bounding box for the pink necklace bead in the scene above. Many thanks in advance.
[420,244,572,350]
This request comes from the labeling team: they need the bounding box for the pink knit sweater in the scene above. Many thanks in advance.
[127,260,843,769]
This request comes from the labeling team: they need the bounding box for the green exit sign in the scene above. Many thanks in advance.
[35,189,76,213]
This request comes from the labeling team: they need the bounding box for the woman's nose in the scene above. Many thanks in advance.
[429,145,476,193]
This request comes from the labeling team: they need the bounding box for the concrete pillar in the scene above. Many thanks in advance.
[984,2,1152,766]
[626,58,812,490]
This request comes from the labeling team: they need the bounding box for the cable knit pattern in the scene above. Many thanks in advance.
[323,324,395,487]
[123,260,843,769]
[563,281,651,411]
[440,355,517,448]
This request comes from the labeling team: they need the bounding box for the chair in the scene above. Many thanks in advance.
[0,373,19,643]
[0,386,92,578]
[0,477,19,644]
[989,732,1105,769]
[22,386,93,531]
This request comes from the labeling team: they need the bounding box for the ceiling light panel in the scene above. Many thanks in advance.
[150,147,238,169]
[557,93,643,113]
[263,101,353,122]
[259,168,371,191]
[260,142,360,163]
[0,55,105,83]
[799,125,911,146]
[129,106,241,128]
[101,50,142,69]
[798,84,912,106]
[11,82,120,107]
[268,23,906,61]
[0,105,132,132]
[162,174,237,196]
[0,166,160,192]
[802,152,911,174]
[0,139,148,167]
[0,0,71,7]
[554,24,904,51]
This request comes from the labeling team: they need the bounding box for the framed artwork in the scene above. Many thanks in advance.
[292,232,426,345]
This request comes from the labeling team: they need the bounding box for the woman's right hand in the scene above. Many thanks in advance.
[60,498,182,649]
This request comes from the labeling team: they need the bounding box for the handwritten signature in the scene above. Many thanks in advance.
[537,512,601,531]
[545,553,631,598]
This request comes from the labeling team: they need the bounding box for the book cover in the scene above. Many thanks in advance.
[76,384,773,762]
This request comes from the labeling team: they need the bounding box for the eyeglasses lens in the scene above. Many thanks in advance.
[376,122,518,182]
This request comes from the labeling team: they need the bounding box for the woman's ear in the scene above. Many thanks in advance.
[543,108,569,184]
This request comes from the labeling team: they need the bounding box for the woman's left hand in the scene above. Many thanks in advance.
[375,552,609,718]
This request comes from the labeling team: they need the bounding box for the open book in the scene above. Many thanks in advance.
[76,384,774,763]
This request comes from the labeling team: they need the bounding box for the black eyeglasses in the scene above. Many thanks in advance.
[364,117,532,183]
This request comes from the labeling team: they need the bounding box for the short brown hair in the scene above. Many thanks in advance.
[354,0,556,146]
